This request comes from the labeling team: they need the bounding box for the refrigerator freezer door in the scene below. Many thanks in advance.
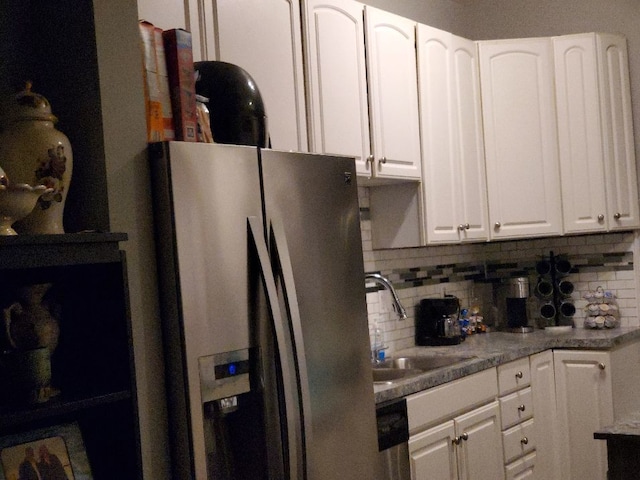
[150,142,264,480]
[260,149,380,479]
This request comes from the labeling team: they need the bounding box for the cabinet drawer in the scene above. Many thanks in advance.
[505,450,536,480]
[407,368,498,432]
[498,357,530,395]
[500,386,533,429]
[502,418,536,464]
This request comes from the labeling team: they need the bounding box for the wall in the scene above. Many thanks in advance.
[94,1,171,478]
[458,0,640,180]
[357,0,640,356]
[361,187,640,355]
[128,0,640,476]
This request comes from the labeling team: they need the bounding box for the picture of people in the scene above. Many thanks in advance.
[0,424,92,480]
[1,436,73,480]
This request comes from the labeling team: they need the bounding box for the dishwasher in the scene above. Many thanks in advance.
[376,397,410,480]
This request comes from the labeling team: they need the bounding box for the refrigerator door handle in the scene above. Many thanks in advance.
[269,219,313,444]
[248,216,304,480]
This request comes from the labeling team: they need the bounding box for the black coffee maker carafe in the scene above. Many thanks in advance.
[416,296,463,346]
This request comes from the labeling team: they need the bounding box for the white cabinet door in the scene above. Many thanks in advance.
[554,32,640,234]
[418,25,488,244]
[479,37,562,239]
[365,6,421,180]
[553,350,612,480]
[456,401,505,480]
[215,0,308,152]
[504,451,536,480]
[554,33,607,234]
[529,350,559,480]
[409,420,458,480]
[597,34,640,231]
[303,0,371,174]
[451,34,489,243]
[409,402,504,480]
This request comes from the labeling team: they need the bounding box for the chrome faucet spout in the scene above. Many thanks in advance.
[365,273,408,320]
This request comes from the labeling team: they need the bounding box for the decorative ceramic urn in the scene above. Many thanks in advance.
[0,82,73,234]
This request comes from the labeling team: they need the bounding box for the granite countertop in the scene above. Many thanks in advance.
[374,326,640,404]
[595,411,640,440]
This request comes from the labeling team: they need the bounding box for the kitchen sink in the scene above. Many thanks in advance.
[372,367,424,384]
[372,354,476,384]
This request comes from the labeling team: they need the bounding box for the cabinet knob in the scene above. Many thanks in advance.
[464,223,470,230]
[614,212,622,220]
[452,433,469,445]
[521,437,529,445]
[598,214,605,222]
[598,362,606,370]
[366,155,374,170]
[379,157,387,165]
[458,224,465,231]
[518,404,526,412]
[494,222,501,229]
[515,371,523,379]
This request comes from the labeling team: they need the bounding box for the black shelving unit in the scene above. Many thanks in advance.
[0,233,141,480]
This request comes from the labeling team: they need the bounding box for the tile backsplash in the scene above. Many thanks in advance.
[359,187,640,356]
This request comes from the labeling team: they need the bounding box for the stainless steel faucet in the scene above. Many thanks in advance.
[365,273,408,320]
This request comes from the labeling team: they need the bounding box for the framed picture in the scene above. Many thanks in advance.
[0,423,92,480]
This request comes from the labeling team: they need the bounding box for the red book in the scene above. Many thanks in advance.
[163,28,198,142]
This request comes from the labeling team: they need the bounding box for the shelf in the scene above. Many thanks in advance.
[0,232,127,269]
[0,390,133,430]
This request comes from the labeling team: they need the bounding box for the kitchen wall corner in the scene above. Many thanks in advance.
[359,187,640,356]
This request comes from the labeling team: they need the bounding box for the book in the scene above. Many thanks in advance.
[163,28,198,142]
[138,20,164,142]
[154,26,175,140]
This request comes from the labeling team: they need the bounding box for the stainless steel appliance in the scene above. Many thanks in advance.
[494,277,533,333]
[376,398,410,480]
[149,141,380,479]
[415,296,463,345]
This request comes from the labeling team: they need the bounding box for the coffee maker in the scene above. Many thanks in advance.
[494,277,533,333]
[416,296,463,345]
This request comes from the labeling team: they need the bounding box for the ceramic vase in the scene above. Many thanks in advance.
[0,82,73,234]
[3,283,60,353]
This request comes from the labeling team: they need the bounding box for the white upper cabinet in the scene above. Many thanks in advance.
[479,37,563,239]
[554,33,639,233]
[214,0,308,152]
[364,6,422,181]
[302,0,371,174]
[554,34,606,233]
[418,25,488,244]
[598,34,639,230]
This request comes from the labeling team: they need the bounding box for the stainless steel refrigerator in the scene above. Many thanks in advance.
[149,141,380,479]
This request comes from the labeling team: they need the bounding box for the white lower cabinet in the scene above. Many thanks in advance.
[408,420,457,479]
[403,342,640,480]
[529,350,560,479]
[409,402,503,480]
[407,369,504,480]
[497,358,537,479]
[553,343,640,480]
[505,451,536,480]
